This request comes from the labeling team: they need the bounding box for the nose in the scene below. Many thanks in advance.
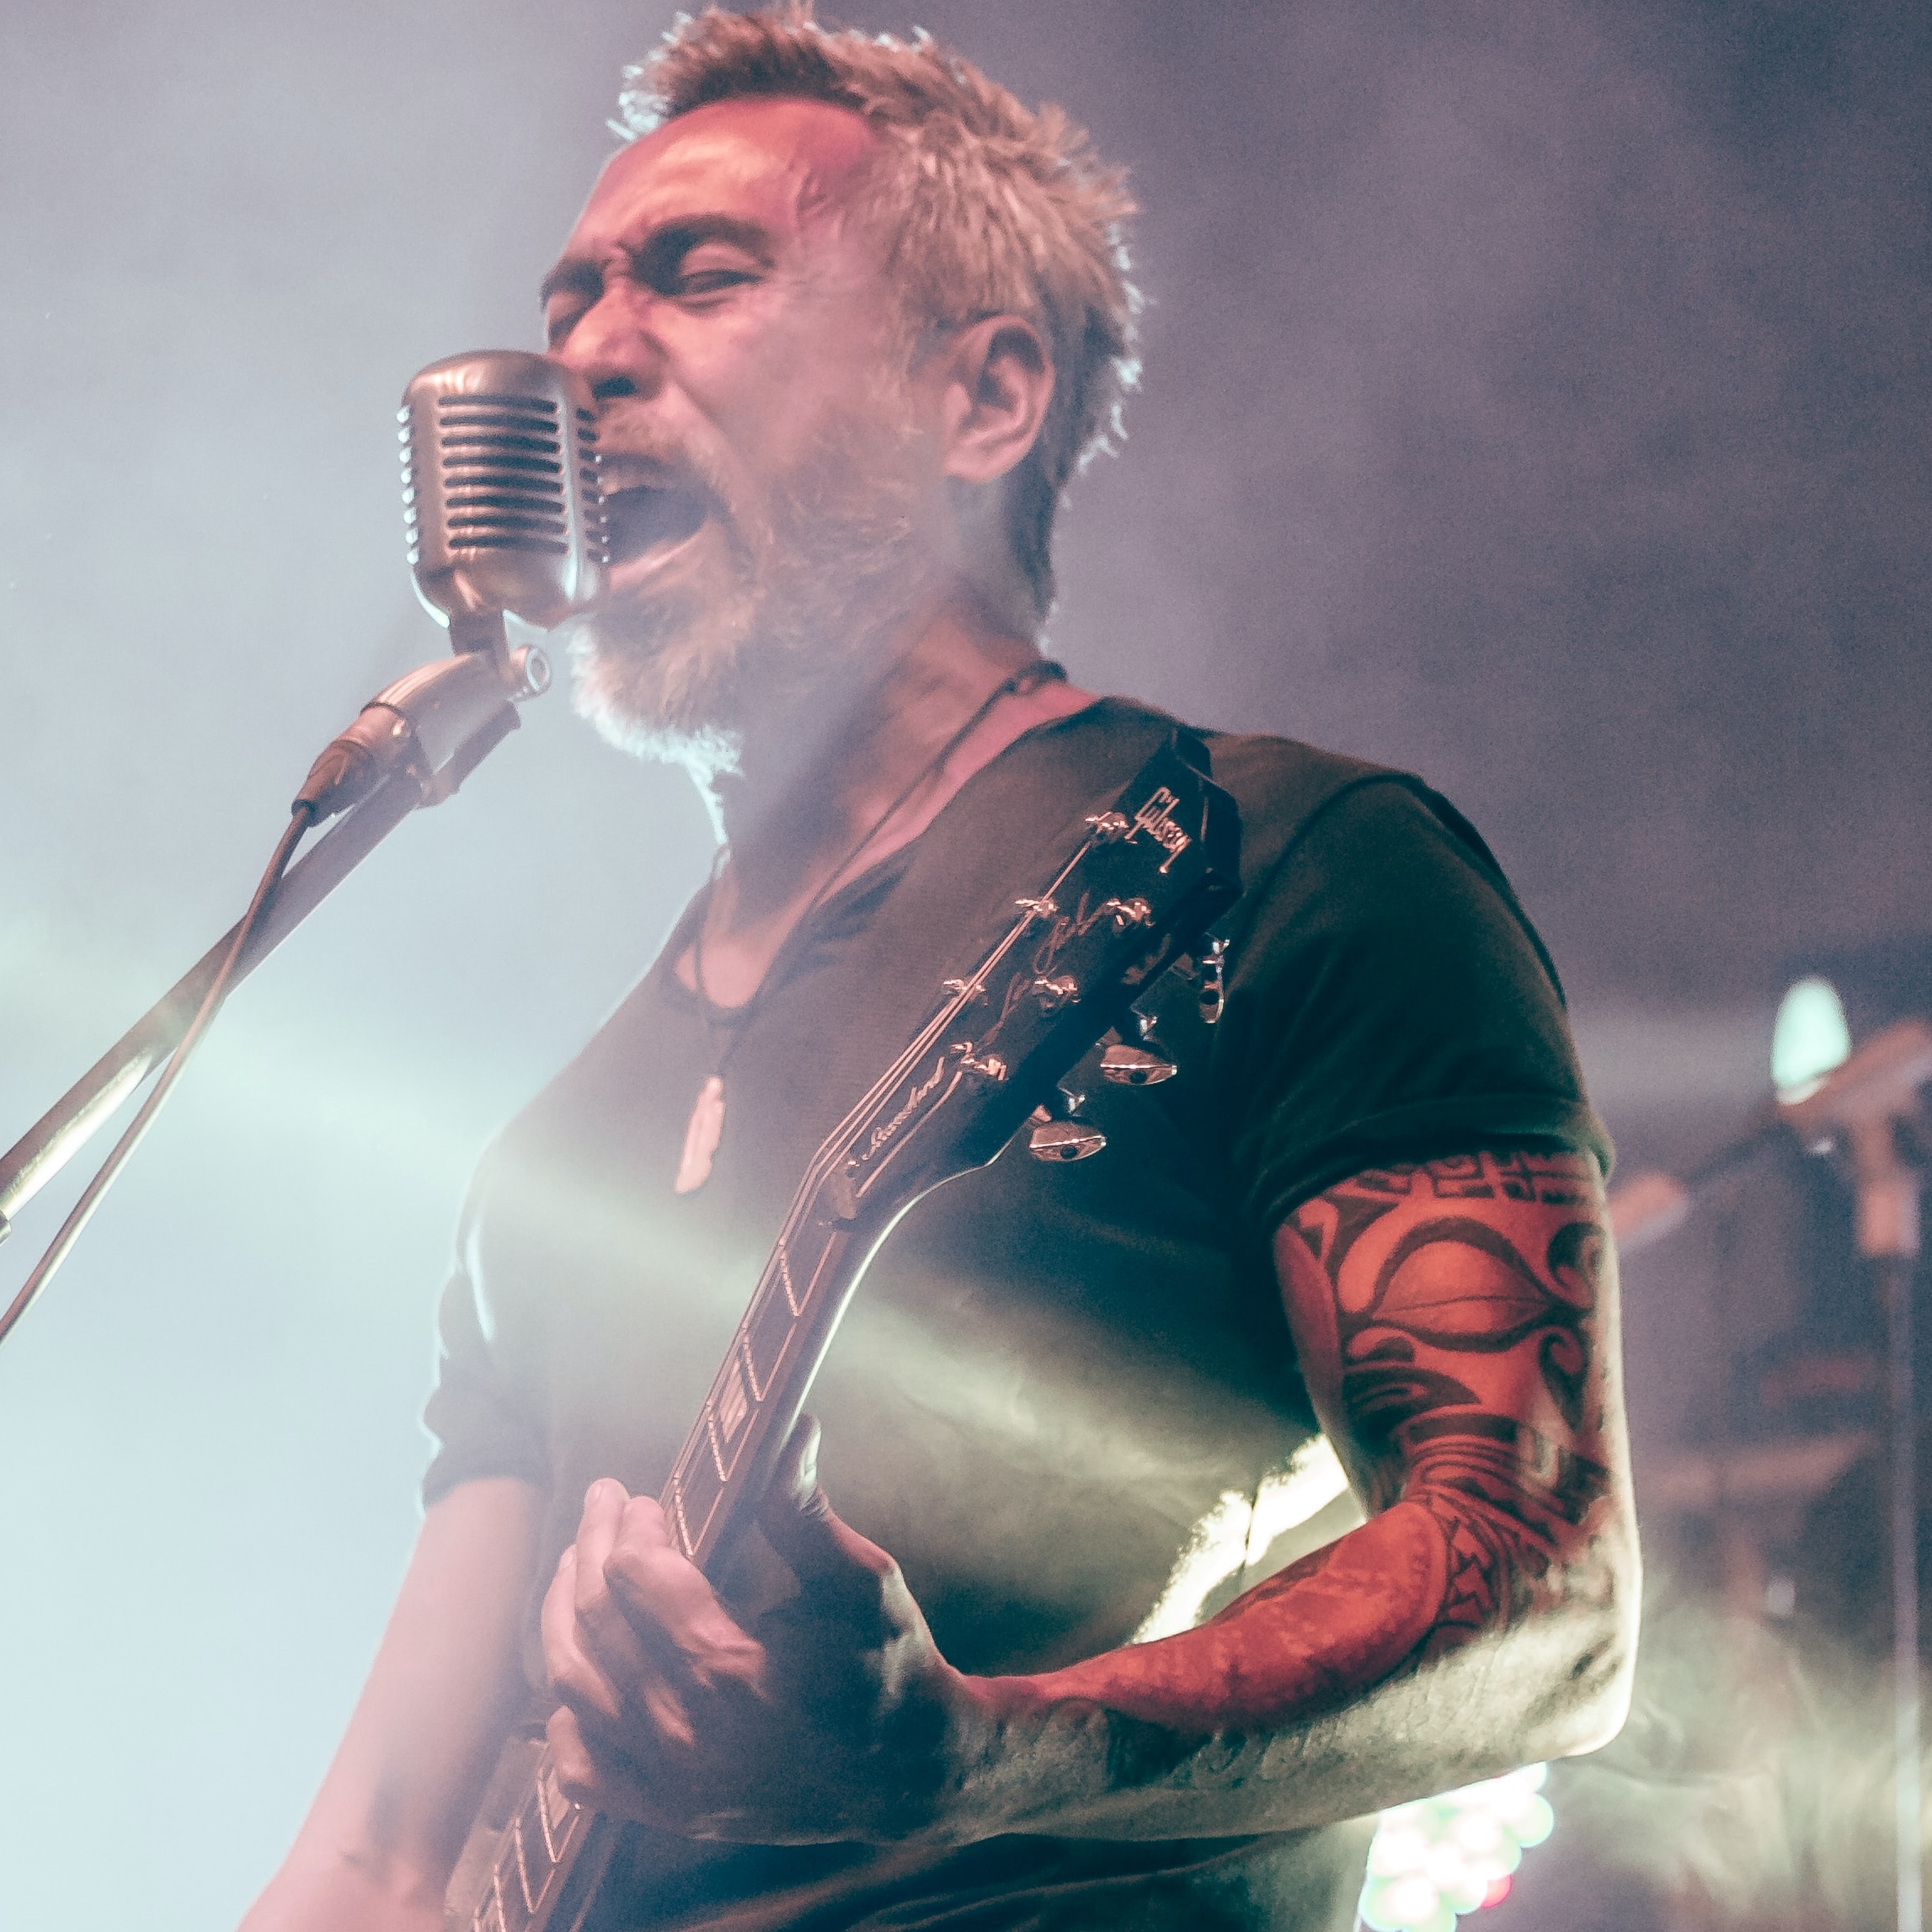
[552,282,666,406]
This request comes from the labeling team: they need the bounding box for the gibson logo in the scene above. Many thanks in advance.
[1129,787,1191,873]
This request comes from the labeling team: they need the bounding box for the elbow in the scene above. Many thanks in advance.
[1522,1538,1642,1763]
[1539,1607,1636,1760]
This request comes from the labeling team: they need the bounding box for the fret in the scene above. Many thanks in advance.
[745,1281,794,1393]
[666,1467,696,1559]
[715,1347,751,1448]
[670,1431,725,1556]
[493,1869,526,1932]
[536,1753,576,1862]
[510,1812,536,1913]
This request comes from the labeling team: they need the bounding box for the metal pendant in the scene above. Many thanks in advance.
[1027,1104,1107,1162]
[675,1073,726,1194]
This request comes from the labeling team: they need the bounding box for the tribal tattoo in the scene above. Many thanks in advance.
[1030,1147,1628,1746]
[1279,1149,1618,1664]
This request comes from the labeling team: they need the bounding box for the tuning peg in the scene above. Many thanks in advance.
[1099,1040,1177,1086]
[1196,937,1227,1026]
[1027,1105,1107,1162]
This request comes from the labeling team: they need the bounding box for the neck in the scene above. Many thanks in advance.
[686,588,1091,1000]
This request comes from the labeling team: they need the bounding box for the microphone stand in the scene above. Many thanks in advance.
[1833,1103,1929,1932]
[1608,1019,1932,1932]
[0,628,542,1317]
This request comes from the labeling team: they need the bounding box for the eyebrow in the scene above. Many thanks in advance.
[538,214,779,311]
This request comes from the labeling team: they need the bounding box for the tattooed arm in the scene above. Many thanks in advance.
[932,1146,1640,1838]
[543,1146,1637,1844]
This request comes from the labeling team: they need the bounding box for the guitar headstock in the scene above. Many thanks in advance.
[822,734,1241,1223]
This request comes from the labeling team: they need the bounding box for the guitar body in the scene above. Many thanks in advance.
[446,733,1240,1932]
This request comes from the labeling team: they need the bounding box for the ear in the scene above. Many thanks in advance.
[935,314,1055,486]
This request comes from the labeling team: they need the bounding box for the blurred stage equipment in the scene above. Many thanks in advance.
[1609,1005,1932,1932]
[0,350,606,1349]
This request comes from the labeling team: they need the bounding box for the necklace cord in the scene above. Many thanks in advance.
[690,659,1066,1070]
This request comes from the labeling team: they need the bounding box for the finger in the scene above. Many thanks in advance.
[603,1497,765,1682]
[546,1702,680,1828]
[542,1546,627,1727]
[756,1414,900,1608]
[572,1477,630,1614]
[568,1481,664,1688]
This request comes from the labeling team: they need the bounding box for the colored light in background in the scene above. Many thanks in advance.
[1359,1764,1554,1932]
[1771,975,1850,1101]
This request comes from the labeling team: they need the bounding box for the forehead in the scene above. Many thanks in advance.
[567,96,881,254]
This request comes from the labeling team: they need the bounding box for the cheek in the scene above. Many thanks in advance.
[707,302,905,459]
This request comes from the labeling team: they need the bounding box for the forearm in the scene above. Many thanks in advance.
[238,1843,446,1932]
[944,1491,1633,1843]
[237,1478,542,1932]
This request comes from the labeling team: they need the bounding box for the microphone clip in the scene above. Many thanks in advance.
[293,622,551,823]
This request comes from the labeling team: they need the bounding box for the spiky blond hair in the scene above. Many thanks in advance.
[616,3,1139,620]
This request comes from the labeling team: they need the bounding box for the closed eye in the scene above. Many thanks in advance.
[670,265,760,300]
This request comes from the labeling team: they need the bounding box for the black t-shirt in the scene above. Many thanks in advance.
[422,698,1609,1930]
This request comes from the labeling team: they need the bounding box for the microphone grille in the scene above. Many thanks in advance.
[400,350,609,631]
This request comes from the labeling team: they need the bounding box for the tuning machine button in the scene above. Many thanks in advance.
[1197,937,1227,1025]
[1027,1106,1107,1162]
[1099,1041,1177,1086]
[1171,936,1229,1026]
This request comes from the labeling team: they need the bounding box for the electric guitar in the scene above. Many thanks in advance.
[444,731,1241,1932]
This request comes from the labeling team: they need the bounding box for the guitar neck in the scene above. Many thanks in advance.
[445,1003,976,1932]
[662,972,989,1569]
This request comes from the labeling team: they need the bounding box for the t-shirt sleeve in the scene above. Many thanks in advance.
[1214,775,1611,1234]
[419,1204,550,1509]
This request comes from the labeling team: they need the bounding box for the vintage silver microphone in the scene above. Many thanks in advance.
[401,347,610,638]
[296,350,609,819]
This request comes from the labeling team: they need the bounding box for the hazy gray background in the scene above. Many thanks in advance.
[1,3,1925,1927]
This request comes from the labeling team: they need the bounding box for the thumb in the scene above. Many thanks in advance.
[758,1414,895,1600]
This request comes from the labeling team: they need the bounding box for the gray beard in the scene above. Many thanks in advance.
[563,417,932,782]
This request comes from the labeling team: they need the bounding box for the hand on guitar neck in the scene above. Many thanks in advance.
[544,1416,969,1844]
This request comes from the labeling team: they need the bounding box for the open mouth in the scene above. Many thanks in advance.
[603,483,708,569]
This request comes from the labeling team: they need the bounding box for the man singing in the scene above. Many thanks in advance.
[242,8,1637,1929]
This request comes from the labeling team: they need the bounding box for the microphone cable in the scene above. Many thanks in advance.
[0,803,318,1349]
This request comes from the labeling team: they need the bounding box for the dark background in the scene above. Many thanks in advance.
[1,3,1925,1926]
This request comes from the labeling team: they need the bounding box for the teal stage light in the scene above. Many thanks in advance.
[1772,974,1850,1101]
